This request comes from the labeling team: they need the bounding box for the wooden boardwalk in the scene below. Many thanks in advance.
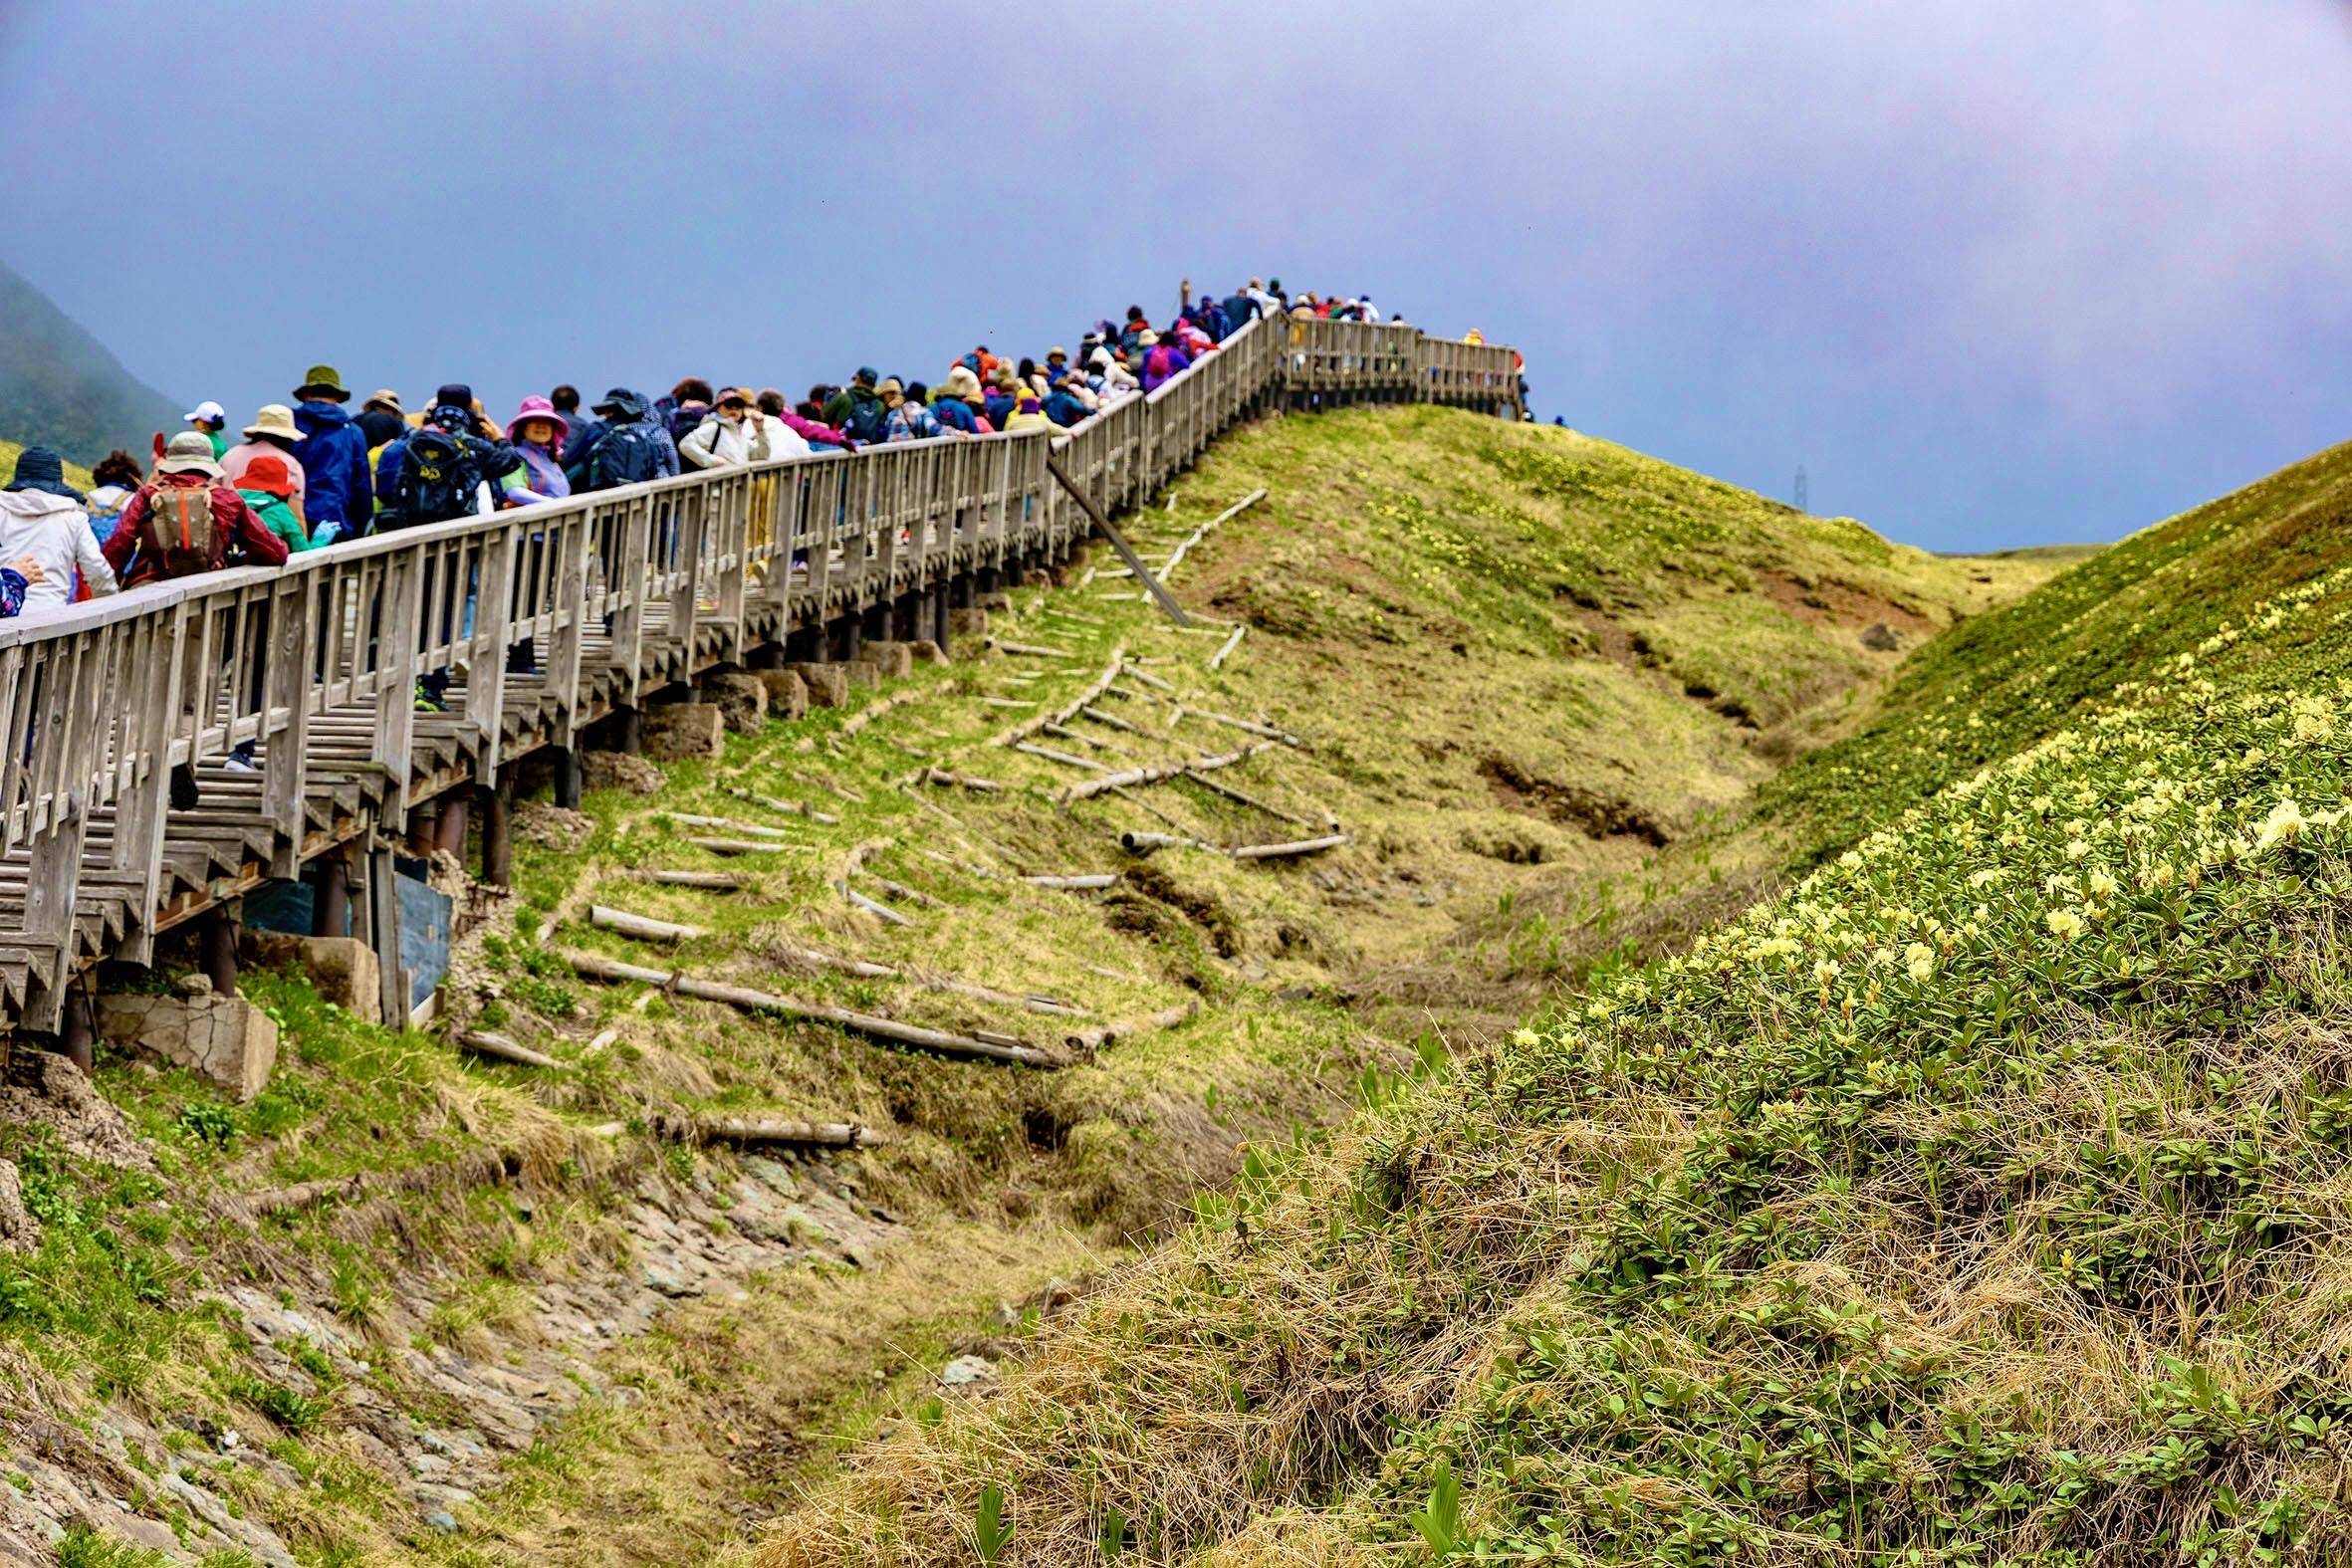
[0,316,1521,1041]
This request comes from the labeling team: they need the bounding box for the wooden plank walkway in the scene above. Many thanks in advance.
[0,317,1523,1035]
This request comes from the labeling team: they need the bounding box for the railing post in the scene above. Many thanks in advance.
[373,549,424,803]
[717,471,749,664]
[468,525,515,777]
[262,570,316,878]
[610,496,651,710]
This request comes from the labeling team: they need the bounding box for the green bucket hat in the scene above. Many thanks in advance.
[295,363,351,401]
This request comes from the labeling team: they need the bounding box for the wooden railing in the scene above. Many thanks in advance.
[0,316,1520,1029]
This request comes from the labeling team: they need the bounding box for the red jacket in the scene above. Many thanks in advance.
[106,476,291,587]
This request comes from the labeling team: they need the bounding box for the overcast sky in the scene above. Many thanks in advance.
[5,1,2349,551]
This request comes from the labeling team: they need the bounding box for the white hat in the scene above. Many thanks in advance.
[185,400,226,425]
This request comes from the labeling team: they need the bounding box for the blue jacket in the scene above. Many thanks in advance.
[557,410,607,478]
[294,399,373,535]
[1221,293,1256,333]
[930,397,979,434]
[1043,389,1090,428]
[983,390,1016,428]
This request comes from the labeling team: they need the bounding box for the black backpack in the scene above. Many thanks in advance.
[393,428,482,528]
[842,390,890,445]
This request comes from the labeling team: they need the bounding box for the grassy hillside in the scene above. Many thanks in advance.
[0,256,181,467]
[758,444,2352,1565]
[0,408,2051,1563]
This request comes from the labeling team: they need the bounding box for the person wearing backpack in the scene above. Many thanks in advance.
[290,365,373,542]
[104,433,289,589]
[823,368,891,446]
[381,400,518,708]
[570,388,680,492]
[106,433,294,781]
[231,455,322,557]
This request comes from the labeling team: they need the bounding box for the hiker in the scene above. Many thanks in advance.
[663,377,715,445]
[1139,331,1192,393]
[679,387,774,469]
[354,389,407,450]
[1118,306,1150,360]
[183,400,230,460]
[1043,375,1091,428]
[879,379,943,443]
[1002,390,1056,433]
[0,447,116,613]
[1044,345,1074,387]
[569,388,679,492]
[823,368,890,446]
[223,405,308,524]
[108,434,290,587]
[230,454,320,556]
[756,388,846,452]
[928,375,981,434]
[502,395,571,506]
[1089,344,1137,398]
[381,395,518,531]
[291,364,373,541]
[83,450,143,555]
[983,370,1020,430]
[1221,286,1258,332]
[550,385,605,469]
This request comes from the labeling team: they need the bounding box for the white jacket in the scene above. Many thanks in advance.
[0,489,117,613]
[679,413,773,469]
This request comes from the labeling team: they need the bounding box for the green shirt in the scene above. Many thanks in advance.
[235,489,316,553]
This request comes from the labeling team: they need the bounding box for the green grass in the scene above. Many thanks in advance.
[756,440,2352,1566]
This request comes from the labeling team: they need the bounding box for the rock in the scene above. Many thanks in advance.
[102,1514,180,1555]
[939,1355,996,1387]
[514,802,592,853]
[1861,622,1903,652]
[702,672,769,735]
[424,1511,459,1534]
[787,663,849,709]
[855,641,915,680]
[841,661,878,692]
[582,751,663,794]
[96,992,279,1101]
[173,972,213,1000]
[0,1162,37,1255]
[947,608,990,647]
[756,669,809,721]
[907,639,948,666]
[1024,568,1055,589]
[243,934,381,1024]
[977,592,1012,612]
[641,703,725,761]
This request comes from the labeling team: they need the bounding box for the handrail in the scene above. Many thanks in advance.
[0,314,1520,1029]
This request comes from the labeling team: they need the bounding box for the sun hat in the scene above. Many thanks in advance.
[238,453,297,497]
[156,431,224,478]
[362,388,404,414]
[509,394,570,437]
[3,447,84,501]
[878,378,905,397]
[294,364,351,401]
[242,405,305,442]
[1137,330,1159,346]
[183,399,226,426]
[1047,346,1068,360]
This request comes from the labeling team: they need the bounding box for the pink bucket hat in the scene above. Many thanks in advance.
[509,395,570,442]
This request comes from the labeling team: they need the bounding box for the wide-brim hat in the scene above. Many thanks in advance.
[877,378,905,398]
[295,363,351,400]
[242,405,305,442]
[156,431,224,477]
[509,397,570,435]
[238,453,297,496]
[363,388,404,414]
[1137,331,1159,346]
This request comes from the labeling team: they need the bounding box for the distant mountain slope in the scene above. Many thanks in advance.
[0,256,181,466]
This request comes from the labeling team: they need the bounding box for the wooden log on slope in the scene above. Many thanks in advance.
[634,869,753,890]
[565,952,1058,1066]
[589,905,708,943]
[459,1030,565,1070]
[1059,742,1276,804]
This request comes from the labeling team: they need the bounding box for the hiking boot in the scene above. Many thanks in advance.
[223,749,262,776]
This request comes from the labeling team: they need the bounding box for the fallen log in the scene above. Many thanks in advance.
[1059,742,1276,804]
[918,768,1006,792]
[871,876,942,910]
[1186,773,1309,827]
[1181,709,1301,748]
[680,1115,886,1150]
[1162,489,1268,582]
[1120,830,1222,856]
[689,836,797,855]
[1016,743,1111,774]
[1231,833,1348,860]
[1065,1000,1200,1052]
[769,939,1086,1017]
[989,647,1126,749]
[1120,663,1176,694]
[1043,609,1106,626]
[838,676,957,737]
[1024,872,1120,890]
[979,697,1037,709]
[1208,623,1247,671]
[663,812,795,839]
[725,786,838,825]
[459,1030,565,1070]
[566,952,1058,1065]
[634,869,752,890]
[590,905,707,943]
[988,639,1074,659]
[846,887,912,927]
[1079,706,1144,735]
